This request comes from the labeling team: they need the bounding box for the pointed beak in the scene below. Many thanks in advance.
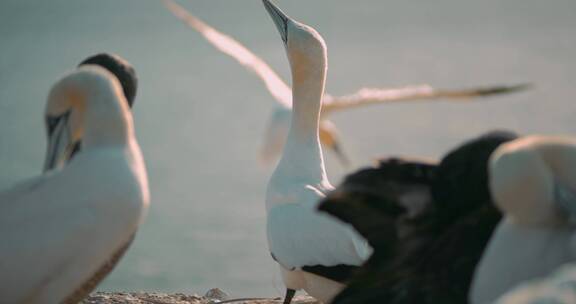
[262,0,289,45]
[331,140,351,168]
[319,121,352,168]
[43,111,77,172]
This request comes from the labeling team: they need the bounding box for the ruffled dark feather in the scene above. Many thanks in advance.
[320,130,518,304]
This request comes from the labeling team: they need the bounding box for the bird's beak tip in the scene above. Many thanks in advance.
[262,0,289,45]
[517,83,534,91]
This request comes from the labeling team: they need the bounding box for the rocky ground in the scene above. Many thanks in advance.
[81,290,319,304]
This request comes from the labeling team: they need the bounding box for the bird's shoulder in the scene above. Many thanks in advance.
[0,149,147,234]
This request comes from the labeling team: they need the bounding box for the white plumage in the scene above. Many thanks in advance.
[261,0,371,302]
[471,136,576,304]
[0,66,149,303]
[267,199,371,269]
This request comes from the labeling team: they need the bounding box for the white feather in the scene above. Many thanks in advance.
[471,136,576,304]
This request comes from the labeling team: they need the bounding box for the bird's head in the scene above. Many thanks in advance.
[489,137,566,225]
[78,53,138,107]
[262,0,327,84]
[44,53,137,170]
[43,66,129,172]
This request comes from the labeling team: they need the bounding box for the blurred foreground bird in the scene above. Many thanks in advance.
[59,52,138,164]
[0,56,148,303]
[163,0,531,167]
[471,136,576,303]
[319,131,517,304]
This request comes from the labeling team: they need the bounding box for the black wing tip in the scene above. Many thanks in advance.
[78,53,138,107]
[476,82,534,96]
[302,264,360,284]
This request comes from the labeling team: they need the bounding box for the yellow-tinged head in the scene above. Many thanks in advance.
[43,65,130,172]
[262,0,327,85]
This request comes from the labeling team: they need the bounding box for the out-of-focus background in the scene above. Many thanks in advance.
[1,0,575,298]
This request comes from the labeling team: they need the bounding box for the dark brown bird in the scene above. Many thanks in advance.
[319,130,517,304]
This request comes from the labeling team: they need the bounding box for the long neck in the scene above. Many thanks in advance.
[82,81,134,148]
[276,56,328,181]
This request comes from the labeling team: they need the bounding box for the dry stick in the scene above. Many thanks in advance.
[217,297,282,303]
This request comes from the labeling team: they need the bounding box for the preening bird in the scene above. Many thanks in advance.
[471,136,576,304]
[59,52,138,163]
[319,131,517,304]
[262,0,371,303]
[163,0,530,167]
[0,61,149,303]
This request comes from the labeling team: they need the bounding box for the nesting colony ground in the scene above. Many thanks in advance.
[82,292,319,304]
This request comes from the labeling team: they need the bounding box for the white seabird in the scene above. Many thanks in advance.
[0,65,149,303]
[59,52,139,162]
[470,135,576,304]
[262,1,371,303]
[163,0,530,167]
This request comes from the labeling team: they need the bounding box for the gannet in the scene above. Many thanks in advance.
[0,65,149,303]
[471,136,576,304]
[64,53,138,161]
[163,0,530,167]
[262,0,371,302]
[318,131,517,304]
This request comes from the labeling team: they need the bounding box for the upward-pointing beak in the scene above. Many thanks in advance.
[262,0,289,45]
[43,111,76,172]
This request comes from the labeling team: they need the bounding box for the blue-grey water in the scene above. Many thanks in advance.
[1,0,575,298]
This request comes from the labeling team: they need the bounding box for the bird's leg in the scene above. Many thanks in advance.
[283,288,296,304]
